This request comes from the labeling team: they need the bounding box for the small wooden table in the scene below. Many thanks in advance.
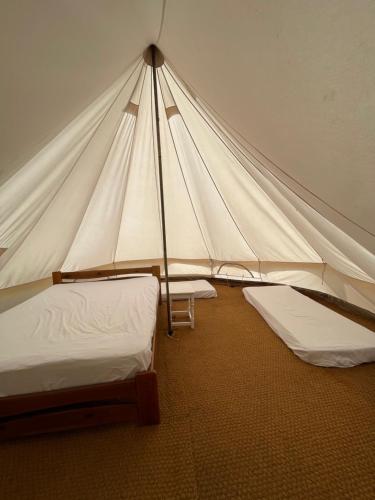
[168,282,195,329]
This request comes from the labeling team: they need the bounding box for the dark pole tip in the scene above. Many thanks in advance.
[143,45,164,67]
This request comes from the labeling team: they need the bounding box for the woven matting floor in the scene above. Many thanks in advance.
[0,284,374,499]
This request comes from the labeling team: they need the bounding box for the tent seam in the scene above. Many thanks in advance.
[113,65,148,264]
[161,68,262,265]
[164,63,374,239]
[156,0,167,43]
[158,69,212,262]
[150,69,163,238]
[163,64,323,264]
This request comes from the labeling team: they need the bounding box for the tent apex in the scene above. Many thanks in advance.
[143,45,164,68]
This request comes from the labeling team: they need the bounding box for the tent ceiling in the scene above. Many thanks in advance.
[1,0,374,245]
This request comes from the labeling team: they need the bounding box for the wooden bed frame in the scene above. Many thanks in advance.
[0,266,161,440]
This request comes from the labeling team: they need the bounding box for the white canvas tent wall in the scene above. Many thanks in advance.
[0,0,374,313]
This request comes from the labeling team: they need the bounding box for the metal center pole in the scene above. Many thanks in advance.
[151,45,173,336]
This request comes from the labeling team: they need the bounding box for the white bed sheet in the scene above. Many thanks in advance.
[0,276,159,396]
[243,285,375,367]
[161,280,217,300]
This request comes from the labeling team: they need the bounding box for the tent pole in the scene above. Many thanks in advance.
[151,45,173,336]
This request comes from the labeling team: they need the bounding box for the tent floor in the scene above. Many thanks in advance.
[0,284,374,499]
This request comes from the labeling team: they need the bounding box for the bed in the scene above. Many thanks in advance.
[0,266,161,439]
[243,285,375,367]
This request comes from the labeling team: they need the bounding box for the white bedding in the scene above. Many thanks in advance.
[161,280,217,300]
[243,285,375,367]
[0,276,159,396]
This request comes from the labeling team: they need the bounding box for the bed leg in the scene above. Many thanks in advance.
[135,371,160,425]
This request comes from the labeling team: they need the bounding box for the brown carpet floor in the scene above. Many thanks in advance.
[0,284,374,499]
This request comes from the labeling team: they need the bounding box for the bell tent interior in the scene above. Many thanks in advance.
[0,1,374,499]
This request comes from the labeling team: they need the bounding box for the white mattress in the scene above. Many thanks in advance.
[0,276,159,397]
[161,280,217,300]
[243,285,375,367]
